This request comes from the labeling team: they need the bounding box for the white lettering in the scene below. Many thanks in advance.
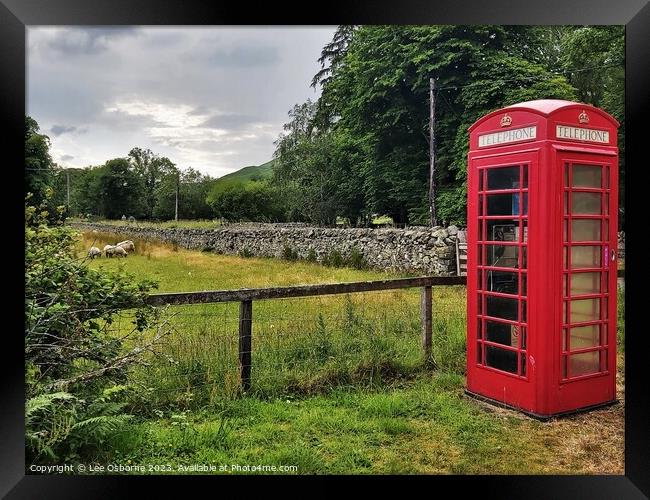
[478,126,537,147]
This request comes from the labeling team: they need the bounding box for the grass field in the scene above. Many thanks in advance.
[76,231,625,475]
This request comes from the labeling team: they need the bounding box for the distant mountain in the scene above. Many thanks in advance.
[215,159,275,185]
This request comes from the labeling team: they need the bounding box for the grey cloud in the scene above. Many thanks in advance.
[47,27,141,56]
[60,154,75,162]
[50,124,88,136]
[198,113,259,130]
[205,45,281,68]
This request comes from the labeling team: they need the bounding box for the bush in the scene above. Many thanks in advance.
[347,247,367,270]
[306,248,317,263]
[322,249,344,267]
[282,244,299,261]
[25,194,164,464]
[239,248,254,258]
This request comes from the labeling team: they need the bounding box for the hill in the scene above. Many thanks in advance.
[215,159,274,185]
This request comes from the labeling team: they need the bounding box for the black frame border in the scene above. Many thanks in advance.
[2,0,648,497]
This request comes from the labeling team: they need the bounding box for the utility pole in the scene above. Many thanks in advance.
[429,77,437,227]
[66,170,70,213]
[175,171,180,221]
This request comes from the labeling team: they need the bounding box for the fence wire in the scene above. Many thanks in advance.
[108,286,467,410]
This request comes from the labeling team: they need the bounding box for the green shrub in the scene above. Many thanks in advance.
[239,248,254,258]
[282,244,299,261]
[25,194,162,464]
[323,249,344,267]
[306,248,317,262]
[346,247,367,270]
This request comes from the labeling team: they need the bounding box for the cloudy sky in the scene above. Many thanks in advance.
[27,26,336,178]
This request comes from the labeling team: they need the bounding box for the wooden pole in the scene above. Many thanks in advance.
[66,170,70,212]
[175,172,179,222]
[239,300,253,392]
[421,286,433,365]
[429,77,437,227]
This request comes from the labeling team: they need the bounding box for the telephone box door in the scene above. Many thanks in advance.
[555,149,618,408]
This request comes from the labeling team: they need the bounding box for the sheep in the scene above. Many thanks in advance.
[116,240,135,253]
[112,246,128,258]
[87,246,101,259]
[103,244,116,257]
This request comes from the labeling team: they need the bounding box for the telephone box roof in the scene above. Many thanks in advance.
[468,99,620,132]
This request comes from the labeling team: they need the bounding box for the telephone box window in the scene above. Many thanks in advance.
[487,166,520,190]
[486,295,518,321]
[485,345,518,374]
[571,246,601,268]
[570,351,600,377]
[570,325,600,350]
[570,272,601,295]
[572,220,601,241]
[572,165,602,188]
[571,192,601,214]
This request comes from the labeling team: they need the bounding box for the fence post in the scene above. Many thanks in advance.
[239,300,253,392]
[421,286,434,366]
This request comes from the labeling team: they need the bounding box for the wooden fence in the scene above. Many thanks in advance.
[146,275,466,391]
[145,270,623,392]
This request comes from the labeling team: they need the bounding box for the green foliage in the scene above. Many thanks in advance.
[347,247,367,270]
[271,26,624,225]
[322,249,344,268]
[25,195,162,463]
[207,180,285,222]
[25,116,55,209]
[282,244,299,261]
[306,248,318,263]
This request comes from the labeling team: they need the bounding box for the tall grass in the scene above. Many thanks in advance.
[78,231,466,411]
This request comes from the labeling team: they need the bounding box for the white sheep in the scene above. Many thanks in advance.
[103,244,116,257]
[112,246,128,258]
[116,240,135,253]
[87,246,101,259]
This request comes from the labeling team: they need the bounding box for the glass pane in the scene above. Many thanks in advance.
[563,220,568,242]
[522,193,528,215]
[521,220,528,243]
[477,293,483,314]
[570,351,600,377]
[487,245,519,268]
[572,165,601,188]
[564,192,569,214]
[521,274,527,296]
[486,220,518,242]
[485,320,518,347]
[562,356,568,378]
[562,328,568,351]
[478,170,484,192]
[521,300,527,322]
[486,270,518,294]
[520,326,527,349]
[572,219,601,241]
[571,272,601,295]
[570,325,600,350]
[487,166,520,190]
[477,321,483,339]
[571,192,601,214]
[521,354,526,376]
[477,270,483,290]
[487,193,519,216]
[486,295,518,321]
[485,345,517,374]
[570,298,600,323]
[571,246,601,268]
[522,166,528,188]
[521,246,527,268]
[477,343,483,363]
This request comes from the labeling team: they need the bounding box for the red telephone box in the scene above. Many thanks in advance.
[466,100,619,419]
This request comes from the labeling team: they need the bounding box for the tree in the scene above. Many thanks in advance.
[25,116,54,207]
[97,158,146,219]
[128,147,178,219]
[207,180,284,222]
[281,26,579,225]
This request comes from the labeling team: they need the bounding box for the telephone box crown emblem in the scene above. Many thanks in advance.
[500,114,512,127]
[579,110,589,124]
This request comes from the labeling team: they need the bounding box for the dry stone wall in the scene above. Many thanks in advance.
[71,222,461,275]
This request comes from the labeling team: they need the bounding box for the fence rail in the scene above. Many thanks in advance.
[143,270,623,393]
[146,275,466,392]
